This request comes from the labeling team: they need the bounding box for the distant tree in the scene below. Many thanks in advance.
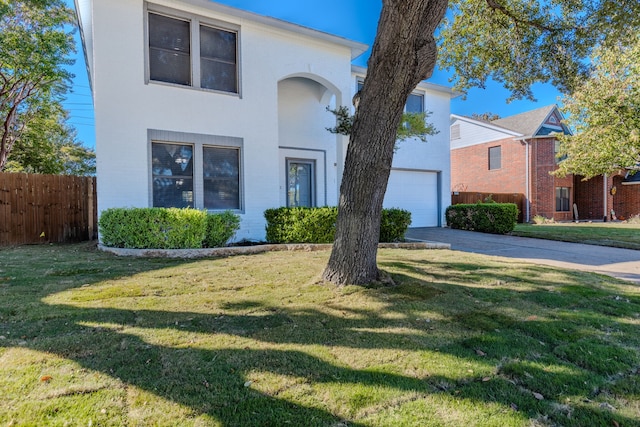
[4,101,95,175]
[554,34,640,179]
[0,0,75,170]
[326,105,439,143]
[323,0,640,286]
[471,112,501,122]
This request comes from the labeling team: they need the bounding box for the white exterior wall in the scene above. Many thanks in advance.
[392,89,453,226]
[88,0,354,240]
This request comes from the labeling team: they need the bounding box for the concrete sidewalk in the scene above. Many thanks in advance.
[406,227,640,284]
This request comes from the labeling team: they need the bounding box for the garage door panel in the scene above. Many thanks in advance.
[384,171,438,227]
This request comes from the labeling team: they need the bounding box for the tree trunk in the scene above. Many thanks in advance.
[323,0,448,286]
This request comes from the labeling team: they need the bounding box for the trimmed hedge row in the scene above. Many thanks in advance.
[445,203,518,234]
[98,208,240,249]
[264,207,412,243]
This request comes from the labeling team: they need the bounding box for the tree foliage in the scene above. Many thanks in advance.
[471,112,501,122]
[4,101,95,175]
[0,0,76,170]
[554,34,640,178]
[439,0,640,100]
[326,105,439,143]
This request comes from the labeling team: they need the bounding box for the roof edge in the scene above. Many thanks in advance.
[450,114,524,137]
[181,0,369,59]
[351,65,460,98]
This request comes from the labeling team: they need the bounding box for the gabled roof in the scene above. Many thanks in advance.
[490,105,571,138]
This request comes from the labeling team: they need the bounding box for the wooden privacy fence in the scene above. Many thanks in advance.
[0,173,97,245]
[451,192,525,223]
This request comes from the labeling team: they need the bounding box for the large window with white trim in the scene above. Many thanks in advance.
[147,6,239,94]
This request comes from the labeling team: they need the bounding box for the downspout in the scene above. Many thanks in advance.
[525,139,531,222]
[603,173,608,221]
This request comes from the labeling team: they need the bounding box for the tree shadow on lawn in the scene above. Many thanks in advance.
[1,245,639,426]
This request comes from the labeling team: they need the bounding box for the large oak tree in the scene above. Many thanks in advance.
[323,0,640,286]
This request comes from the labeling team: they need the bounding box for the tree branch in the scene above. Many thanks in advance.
[484,0,574,33]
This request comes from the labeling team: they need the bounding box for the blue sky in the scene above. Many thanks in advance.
[63,0,562,149]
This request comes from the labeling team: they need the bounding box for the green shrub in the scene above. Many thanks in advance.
[99,208,240,249]
[204,211,241,248]
[380,208,412,242]
[446,203,518,234]
[264,207,338,244]
[264,206,412,243]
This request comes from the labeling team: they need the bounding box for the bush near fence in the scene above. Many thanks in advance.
[446,203,519,234]
[452,192,525,223]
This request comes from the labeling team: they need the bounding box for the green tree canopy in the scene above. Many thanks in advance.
[554,34,640,179]
[438,0,640,100]
[0,0,76,171]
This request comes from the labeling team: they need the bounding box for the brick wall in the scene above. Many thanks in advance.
[531,138,573,221]
[451,137,527,193]
[613,176,640,220]
[574,175,604,220]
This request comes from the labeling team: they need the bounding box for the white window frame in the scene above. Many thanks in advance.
[144,3,241,96]
[148,129,244,212]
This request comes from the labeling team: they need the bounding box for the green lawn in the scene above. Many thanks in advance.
[513,222,640,250]
[1,243,639,426]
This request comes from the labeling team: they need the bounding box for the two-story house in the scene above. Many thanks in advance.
[450,105,640,222]
[75,0,456,241]
[450,105,574,222]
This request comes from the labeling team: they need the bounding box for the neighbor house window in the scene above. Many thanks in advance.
[150,130,243,211]
[147,8,238,94]
[554,140,567,163]
[489,146,501,170]
[556,187,570,211]
[450,124,461,140]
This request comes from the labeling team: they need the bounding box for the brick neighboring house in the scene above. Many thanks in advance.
[451,105,640,222]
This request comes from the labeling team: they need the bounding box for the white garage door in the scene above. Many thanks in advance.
[384,170,439,227]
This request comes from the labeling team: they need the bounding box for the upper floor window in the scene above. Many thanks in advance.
[405,93,424,113]
[147,8,239,94]
[489,146,501,170]
[354,78,424,114]
[554,140,567,164]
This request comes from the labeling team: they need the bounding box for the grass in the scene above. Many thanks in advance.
[0,243,639,426]
[512,222,640,250]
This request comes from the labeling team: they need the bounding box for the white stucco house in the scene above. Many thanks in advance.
[75,0,456,241]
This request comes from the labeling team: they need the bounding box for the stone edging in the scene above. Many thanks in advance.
[98,241,450,259]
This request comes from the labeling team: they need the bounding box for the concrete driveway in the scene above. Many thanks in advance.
[406,227,640,284]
